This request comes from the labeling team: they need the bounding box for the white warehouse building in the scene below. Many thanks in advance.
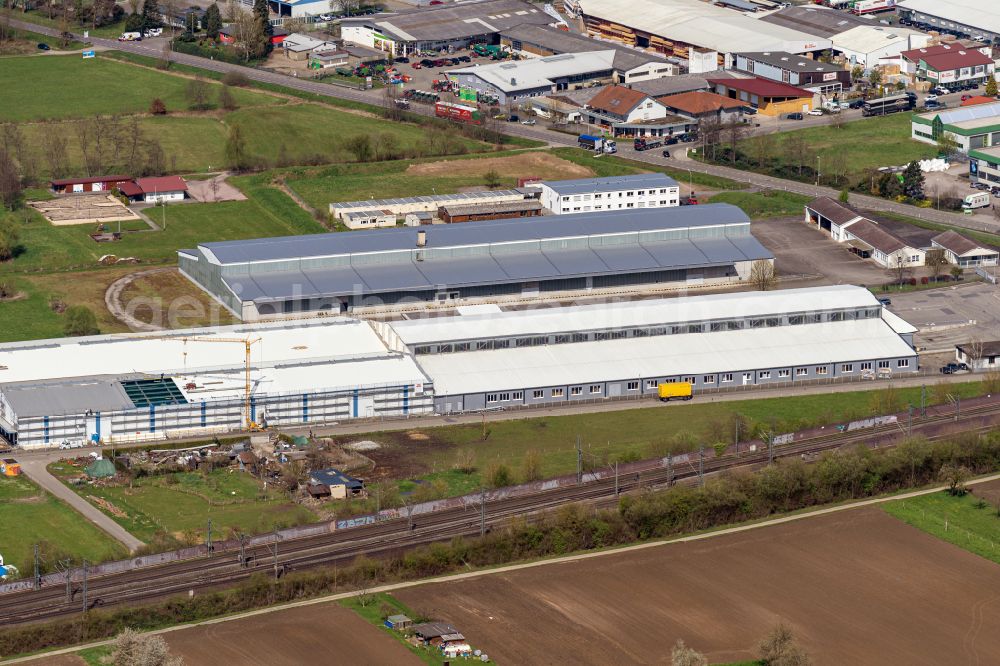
[380,285,919,414]
[0,320,432,450]
[538,173,680,214]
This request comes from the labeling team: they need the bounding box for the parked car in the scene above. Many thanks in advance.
[661,149,671,158]
[521,118,535,125]
[940,362,969,374]
[848,99,864,109]
[838,101,850,109]
[395,56,409,63]
[877,297,891,306]
[36,42,50,50]
[807,109,824,116]
[932,86,951,95]
[742,106,757,115]
[925,94,938,102]
[508,114,520,122]
[783,112,802,120]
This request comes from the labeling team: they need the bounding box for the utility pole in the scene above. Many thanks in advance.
[956,396,961,421]
[33,544,40,591]
[921,384,927,417]
[81,560,88,613]
[667,452,673,487]
[907,403,913,436]
[238,533,247,568]
[768,433,774,465]
[734,416,740,454]
[698,445,704,486]
[272,529,279,581]
[406,502,413,531]
[480,487,486,537]
[206,518,212,554]
[576,435,582,484]
[614,461,619,497]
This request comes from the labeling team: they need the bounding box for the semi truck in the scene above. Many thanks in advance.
[633,137,663,151]
[658,382,693,402]
[434,101,483,125]
[578,134,617,153]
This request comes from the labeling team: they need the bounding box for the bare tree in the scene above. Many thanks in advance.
[890,255,912,288]
[671,640,707,666]
[186,77,212,110]
[699,117,722,161]
[723,120,747,163]
[749,259,778,291]
[939,463,971,496]
[142,137,166,176]
[758,624,810,666]
[111,628,184,666]
[162,0,178,37]
[230,7,263,61]
[783,133,809,177]
[924,248,948,282]
[0,149,22,211]
[749,133,773,169]
[42,129,70,178]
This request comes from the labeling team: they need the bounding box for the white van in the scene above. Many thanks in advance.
[962,192,990,210]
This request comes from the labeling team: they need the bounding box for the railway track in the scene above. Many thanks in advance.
[2,401,998,626]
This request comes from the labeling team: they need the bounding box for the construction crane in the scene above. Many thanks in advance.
[150,335,262,431]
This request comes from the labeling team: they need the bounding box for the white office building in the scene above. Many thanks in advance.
[539,174,680,215]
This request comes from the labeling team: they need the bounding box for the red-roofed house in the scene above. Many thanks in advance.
[900,43,995,88]
[50,175,132,194]
[657,91,745,123]
[118,176,188,204]
[581,85,694,137]
[707,77,814,116]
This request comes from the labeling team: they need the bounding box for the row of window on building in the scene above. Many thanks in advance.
[564,200,676,212]
[483,360,911,404]
[560,188,675,202]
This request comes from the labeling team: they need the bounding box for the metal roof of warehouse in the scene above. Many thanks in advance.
[898,0,1000,34]
[540,173,678,196]
[416,318,916,396]
[330,190,524,210]
[341,0,549,43]
[199,204,744,265]
[756,6,869,39]
[449,51,617,93]
[389,285,886,345]
[737,51,844,74]
[498,23,669,72]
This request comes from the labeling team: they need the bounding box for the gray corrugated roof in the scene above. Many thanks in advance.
[738,51,844,73]
[499,23,667,72]
[219,229,772,303]
[2,378,134,418]
[540,173,678,196]
[757,6,868,39]
[341,0,549,43]
[200,204,743,265]
[330,190,523,210]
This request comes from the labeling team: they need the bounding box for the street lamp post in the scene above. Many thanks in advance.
[816,156,821,186]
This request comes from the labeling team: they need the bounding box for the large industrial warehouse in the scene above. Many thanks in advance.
[0,320,432,449]
[0,286,919,449]
[381,285,919,413]
[179,204,772,320]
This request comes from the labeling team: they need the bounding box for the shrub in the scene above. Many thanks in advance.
[63,305,100,337]
[149,98,167,115]
[221,70,250,87]
[485,461,513,489]
[921,276,929,284]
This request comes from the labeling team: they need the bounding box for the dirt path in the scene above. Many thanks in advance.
[186,172,247,203]
[104,267,174,332]
[406,151,596,180]
[273,177,323,223]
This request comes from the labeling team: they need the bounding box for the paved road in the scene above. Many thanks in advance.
[16,18,999,237]
[16,456,145,552]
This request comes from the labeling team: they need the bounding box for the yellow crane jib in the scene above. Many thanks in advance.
[145,335,262,431]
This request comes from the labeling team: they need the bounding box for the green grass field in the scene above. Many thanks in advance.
[0,474,126,573]
[340,593,446,665]
[48,463,318,543]
[0,54,275,122]
[751,113,937,178]
[709,190,812,218]
[352,381,988,492]
[550,147,744,191]
[883,489,1000,566]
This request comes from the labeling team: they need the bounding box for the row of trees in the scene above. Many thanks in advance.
[672,625,809,666]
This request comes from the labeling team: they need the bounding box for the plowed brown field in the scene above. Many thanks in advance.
[397,507,1000,665]
[162,604,420,665]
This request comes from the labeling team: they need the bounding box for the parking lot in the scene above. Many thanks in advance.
[885,281,1000,353]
